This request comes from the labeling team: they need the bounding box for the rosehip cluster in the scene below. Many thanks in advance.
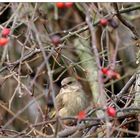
[101,67,120,80]
[56,2,73,9]
[99,18,119,28]
[0,28,10,47]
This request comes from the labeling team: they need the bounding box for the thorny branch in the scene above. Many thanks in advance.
[1,106,139,137]
[0,3,140,138]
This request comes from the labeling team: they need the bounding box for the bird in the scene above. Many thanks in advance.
[55,77,89,119]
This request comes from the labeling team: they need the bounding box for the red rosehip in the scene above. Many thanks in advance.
[106,70,114,79]
[56,2,65,8]
[99,18,108,26]
[0,38,9,46]
[106,107,116,117]
[101,68,109,75]
[65,2,73,8]
[2,28,10,37]
[76,111,86,120]
[51,35,61,46]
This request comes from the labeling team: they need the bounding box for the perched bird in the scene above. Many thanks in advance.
[55,77,89,118]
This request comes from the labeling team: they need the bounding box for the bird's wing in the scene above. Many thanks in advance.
[55,92,64,110]
[59,107,69,117]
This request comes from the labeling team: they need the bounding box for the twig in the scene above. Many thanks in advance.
[113,126,139,136]
[116,73,136,99]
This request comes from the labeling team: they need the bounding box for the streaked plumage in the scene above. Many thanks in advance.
[55,77,89,118]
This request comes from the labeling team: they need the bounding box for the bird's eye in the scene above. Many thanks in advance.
[67,81,73,85]
[61,81,73,87]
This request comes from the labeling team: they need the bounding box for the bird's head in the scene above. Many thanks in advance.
[61,77,77,87]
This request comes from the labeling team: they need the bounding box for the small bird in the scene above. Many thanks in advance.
[55,77,89,118]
